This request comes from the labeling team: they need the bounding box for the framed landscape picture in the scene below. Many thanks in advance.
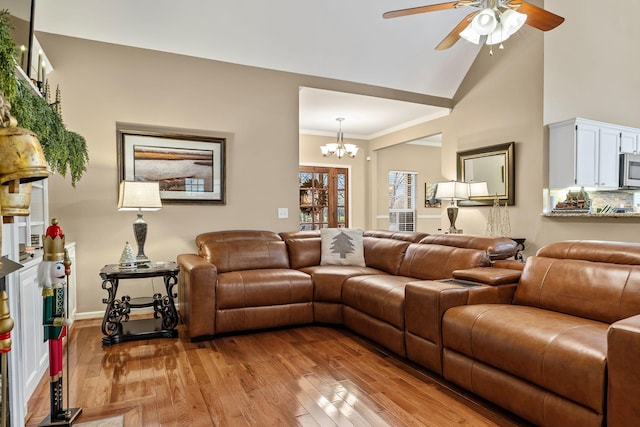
[117,124,226,204]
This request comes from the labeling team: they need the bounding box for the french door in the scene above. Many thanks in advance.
[299,166,348,230]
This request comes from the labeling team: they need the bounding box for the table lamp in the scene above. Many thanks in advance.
[117,181,162,266]
[435,181,469,234]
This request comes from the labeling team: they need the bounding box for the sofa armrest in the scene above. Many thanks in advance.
[452,267,521,286]
[607,314,640,426]
[492,259,525,271]
[404,280,516,374]
[177,253,218,341]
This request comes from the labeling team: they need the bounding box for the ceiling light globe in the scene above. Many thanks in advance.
[344,144,359,157]
[486,23,509,45]
[459,24,481,44]
[472,9,497,36]
[326,143,339,153]
[501,9,527,36]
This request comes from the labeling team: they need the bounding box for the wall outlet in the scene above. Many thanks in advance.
[278,208,288,219]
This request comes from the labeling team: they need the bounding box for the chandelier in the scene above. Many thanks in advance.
[320,118,359,159]
[459,0,527,54]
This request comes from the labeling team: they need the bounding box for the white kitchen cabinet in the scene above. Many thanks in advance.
[549,118,622,189]
[620,130,640,154]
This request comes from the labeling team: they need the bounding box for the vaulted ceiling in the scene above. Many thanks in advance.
[8,1,549,135]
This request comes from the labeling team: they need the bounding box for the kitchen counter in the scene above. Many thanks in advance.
[543,211,640,218]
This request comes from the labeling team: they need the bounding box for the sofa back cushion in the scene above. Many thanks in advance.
[398,243,490,280]
[363,237,411,275]
[280,230,321,270]
[197,230,289,272]
[420,234,518,260]
[363,230,429,243]
[514,240,640,323]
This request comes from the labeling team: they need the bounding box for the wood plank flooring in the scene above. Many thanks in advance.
[26,319,530,426]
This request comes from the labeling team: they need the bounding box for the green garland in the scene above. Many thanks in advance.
[0,9,88,186]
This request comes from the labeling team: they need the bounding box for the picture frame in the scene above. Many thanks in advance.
[425,182,441,208]
[117,124,226,204]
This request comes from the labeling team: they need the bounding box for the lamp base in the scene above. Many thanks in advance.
[133,212,150,267]
[446,203,460,234]
[136,255,150,267]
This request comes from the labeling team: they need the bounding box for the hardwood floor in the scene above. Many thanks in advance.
[26,319,529,426]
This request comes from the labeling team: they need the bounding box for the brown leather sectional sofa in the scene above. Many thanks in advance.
[177,230,640,426]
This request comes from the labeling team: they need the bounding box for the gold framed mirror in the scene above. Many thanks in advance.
[457,142,515,206]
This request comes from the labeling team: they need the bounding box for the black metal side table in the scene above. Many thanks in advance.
[100,261,179,346]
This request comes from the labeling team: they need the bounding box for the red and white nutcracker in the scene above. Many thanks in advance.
[37,219,81,426]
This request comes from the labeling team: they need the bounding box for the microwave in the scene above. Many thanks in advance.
[620,153,640,188]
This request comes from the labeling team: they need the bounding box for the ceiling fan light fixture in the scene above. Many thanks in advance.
[501,9,527,36]
[459,24,481,44]
[471,8,497,35]
[486,23,509,45]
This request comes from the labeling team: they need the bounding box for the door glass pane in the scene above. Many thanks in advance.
[314,173,328,188]
[321,207,329,222]
[314,190,328,207]
[337,190,345,206]
[337,173,345,190]
[299,172,312,187]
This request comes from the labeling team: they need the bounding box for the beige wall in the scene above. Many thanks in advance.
[374,143,443,233]
[369,30,544,242]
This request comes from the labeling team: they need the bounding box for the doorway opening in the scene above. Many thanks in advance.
[299,166,349,230]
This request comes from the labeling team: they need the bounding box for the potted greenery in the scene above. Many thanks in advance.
[0,10,88,186]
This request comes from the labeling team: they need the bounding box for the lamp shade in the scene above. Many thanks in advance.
[459,24,481,44]
[501,9,527,36]
[117,181,162,211]
[468,181,489,197]
[435,181,469,201]
[472,9,498,36]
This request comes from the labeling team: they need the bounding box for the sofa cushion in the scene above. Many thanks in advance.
[514,256,640,323]
[420,234,517,260]
[342,275,412,329]
[216,269,312,309]
[398,243,490,280]
[363,237,410,275]
[199,240,289,273]
[363,230,429,242]
[443,304,608,413]
[301,265,386,302]
[320,228,365,267]
[285,237,321,269]
[536,240,640,265]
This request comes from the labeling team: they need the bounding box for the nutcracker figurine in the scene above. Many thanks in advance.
[37,219,81,426]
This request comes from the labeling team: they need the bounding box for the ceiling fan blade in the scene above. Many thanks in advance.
[435,11,478,50]
[512,1,565,31]
[383,1,465,19]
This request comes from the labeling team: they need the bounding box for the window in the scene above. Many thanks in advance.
[388,170,417,231]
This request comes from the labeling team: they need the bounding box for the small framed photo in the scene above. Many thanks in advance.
[117,124,226,204]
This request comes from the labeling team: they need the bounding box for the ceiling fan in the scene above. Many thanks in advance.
[383,0,565,51]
